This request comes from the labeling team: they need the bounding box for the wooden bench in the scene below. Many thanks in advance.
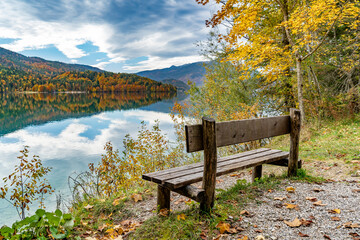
[142,108,301,212]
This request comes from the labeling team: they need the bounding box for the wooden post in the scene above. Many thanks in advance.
[288,108,301,176]
[157,185,170,212]
[252,165,262,182]
[200,117,217,213]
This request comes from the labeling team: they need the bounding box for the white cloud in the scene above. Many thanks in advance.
[0,0,216,71]
[123,55,206,72]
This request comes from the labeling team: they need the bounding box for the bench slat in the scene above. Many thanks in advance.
[150,149,283,184]
[163,151,289,189]
[186,116,290,152]
[142,148,271,181]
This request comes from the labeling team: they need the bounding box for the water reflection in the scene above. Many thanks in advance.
[0,92,185,226]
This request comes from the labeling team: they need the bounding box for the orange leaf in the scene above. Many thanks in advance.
[298,232,309,237]
[331,217,340,221]
[177,213,186,220]
[305,197,317,202]
[285,203,299,210]
[313,200,327,206]
[328,209,341,214]
[284,218,302,227]
[131,193,142,203]
[286,187,295,193]
[216,221,230,234]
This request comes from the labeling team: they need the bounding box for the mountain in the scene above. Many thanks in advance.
[0,47,176,93]
[137,62,207,85]
[160,79,190,92]
[0,47,102,76]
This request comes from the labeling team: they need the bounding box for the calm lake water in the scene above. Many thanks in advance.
[0,92,184,226]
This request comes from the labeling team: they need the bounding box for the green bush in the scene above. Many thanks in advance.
[0,209,77,240]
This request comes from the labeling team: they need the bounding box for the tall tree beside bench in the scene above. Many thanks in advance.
[143,108,301,213]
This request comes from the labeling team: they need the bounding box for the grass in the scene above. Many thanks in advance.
[267,114,360,175]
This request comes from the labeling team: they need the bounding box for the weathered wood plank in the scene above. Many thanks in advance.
[200,117,217,212]
[142,148,271,181]
[164,151,289,189]
[186,116,291,152]
[151,149,282,184]
[288,108,301,176]
[172,185,204,203]
[157,185,170,212]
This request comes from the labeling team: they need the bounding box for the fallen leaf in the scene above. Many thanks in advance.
[274,197,286,201]
[228,227,238,234]
[343,222,360,228]
[112,198,121,206]
[216,221,230,234]
[158,208,169,217]
[285,203,299,210]
[131,193,142,203]
[286,187,295,193]
[352,189,360,193]
[255,235,265,240]
[313,200,327,206]
[184,198,192,204]
[324,234,331,239]
[216,179,224,183]
[98,223,108,231]
[236,227,245,231]
[99,198,106,202]
[300,218,313,227]
[349,232,360,237]
[255,229,263,233]
[306,197,317,202]
[174,198,186,205]
[84,204,93,210]
[284,218,302,227]
[313,188,324,192]
[268,189,273,193]
[85,237,97,240]
[177,213,186,220]
[298,232,309,237]
[240,210,252,217]
[328,209,341,214]
[114,236,123,240]
[237,236,248,240]
[331,217,340,221]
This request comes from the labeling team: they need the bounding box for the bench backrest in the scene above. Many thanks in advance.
[185,115,291,153]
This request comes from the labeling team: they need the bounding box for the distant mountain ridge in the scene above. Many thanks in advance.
[0,47,102,76]
[137,61,207,85]
[160,79,190,92]
[0,47,176,93]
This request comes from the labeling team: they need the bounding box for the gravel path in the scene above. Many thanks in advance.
[129,163,360,240]
[233,180,360,240]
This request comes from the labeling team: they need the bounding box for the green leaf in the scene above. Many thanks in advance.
[35,209,46,217]
[0,226,14,236]
[55,209,62,217]
[63,213,72,221]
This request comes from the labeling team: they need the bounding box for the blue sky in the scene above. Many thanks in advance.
[0,0,215,73]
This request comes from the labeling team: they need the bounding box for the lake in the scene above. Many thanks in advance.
[0,92,184,226]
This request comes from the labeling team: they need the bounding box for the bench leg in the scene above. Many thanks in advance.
[157,185,170,212]
[252,165,262,182]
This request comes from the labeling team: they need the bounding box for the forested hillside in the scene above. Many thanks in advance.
[0,47,177,93]
[137,62,206,85]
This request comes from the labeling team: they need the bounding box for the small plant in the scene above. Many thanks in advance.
[0,209,76,240]
[0,146,53,220]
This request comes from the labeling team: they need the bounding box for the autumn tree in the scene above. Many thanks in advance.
[0,146,53,220]
[197,0,360,121]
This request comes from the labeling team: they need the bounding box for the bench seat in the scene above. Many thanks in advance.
[142,148,289,190]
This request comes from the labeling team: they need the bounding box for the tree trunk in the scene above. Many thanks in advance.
[296,58,305,123]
